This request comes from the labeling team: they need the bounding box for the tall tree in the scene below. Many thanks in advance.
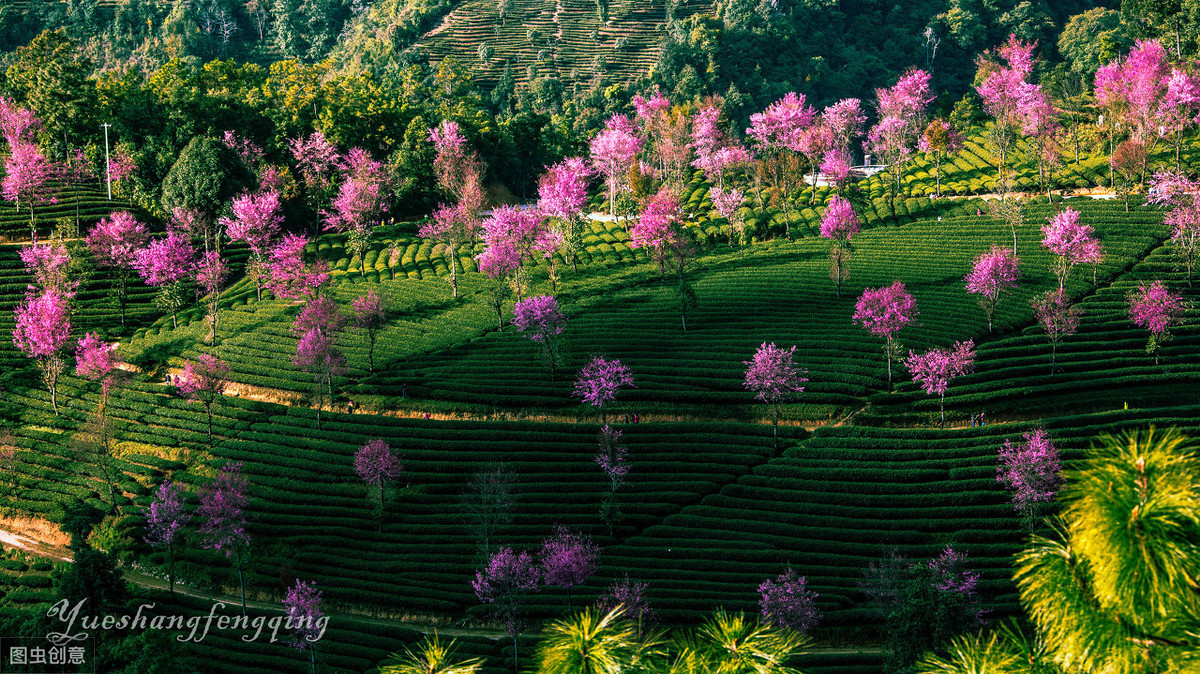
[853,281,918,384]
[1031,288,1083,375]
[132,232,196,329]
[197,461,250,616]
[85,211,149,327]
[1128,280,1186,364]
[12,289,71,415]
[461,463,517,562]
[472,547,541,673]
[292,295,345,428]
[573,356,635,426]
[282,578,325,674]
[819,195,859,296]
[539,526,599,611]
[354,438,403,507]
[743,342,807,448]
[176,354,230,444]
[905,339,976,424]
[143,481,192,598]
[996,428,1061,532]
[512,295,567,379]
[964,245,1021,332]
[1041,208,1100,291]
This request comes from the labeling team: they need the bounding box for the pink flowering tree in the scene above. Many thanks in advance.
[419,204,482,299]
[743,342,808,447]
[197,461,250,615]
[482,205,543,288]
[472,547,541,672]
[905,339,975,423]
[351,289,387,373]
[512,295,566,379]
[1128,280,1186,364]
[1031,289,1083,374]
[532,226,567,293]
[323,149,388,277]
[477,239,522,329]
[595,574,654,635]
[290,131,343,214]
[1042,208,1100,291]
[354,438,403,506]
[12,289,71,414]
[177,354,230,444]
[222,189,283,300]
[86,211,148,326]
[589,114,643,217]
[919,119,964,197]
[820,150,854,196]
[819,195,859,296]
[709,186,747,248]
[964,245,1021,332]
[144,481,192,597]
[195,250,230,346]
[2,142,52,241]
[0,96,39,147]
[282,578,325,672]
[595,424,628,535]
[868,69,934,216]
[266,233,329,300]
[975,35,1042,194]
[823,98,867,155]
[853,281,919,383]
[629,188,698,331]
[747,92,816,236]
[997,428,1061,531]
[75,333,122,416]
[758,568,820,634]
[539,526,598,610]
[691,105,750,189]
[573,356,634,425]
[19,240,75,296]
[1152,172,1200,284]
[1160,68,1200,170]
[292,296,345,427]
[537,158,594,273]
[132,232,196,329]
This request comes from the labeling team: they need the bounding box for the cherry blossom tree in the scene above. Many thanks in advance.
[512,295,566,379]
[323,149,388,277]
[419,204,482,299]
[472,547,541,673]
[1159,68,1200,170]
[919,119,964,197]
[477,238,521,329]
[1128,280,1186,364]
[177,354,231,443]
[997,428,1061,531]
[540,526,598,610]
[354,438,403,506]
[595,575,654,636]
[292,296,345,427]
[75,333,122,417]
[692,106,750,189]
[747,92,816,236]
[2,142,52,241]
[1151,172,1200,285]
[538,158,594,272]
[964,245,1021,332]
[19,239,75,296]
[266,233,329,300]
[86,211,148,326]
[822,98,867,155]
[629,188,697,331]
[743,342,807,447]
[223,189,283,300]
[290,131,342,213]
[710,186,747,247]
[905,339,975,423]
[1096,41,1169,159]
[868,70,934,216]
[1031,289,1082,374]
[12,289,71,414]
[1042,208,1100,291]
[133,232,196,329]
[590,114,643,217]
[758,568,820,634]
[1111,139,1148,214]
[853,281,918,383]
[144,481,192,597]
[573,356,634,425]
[282,579,325,674]
[351,289,387,373]
[819,195,859,296]
[197,461,250,615]
[595,424,628,535]
[194,250,229,346]
[0,96,39,147]
[975,35,1041,194]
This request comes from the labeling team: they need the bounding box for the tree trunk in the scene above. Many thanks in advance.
[237,545,247,617]
[168,540,176,598]
[450,245,459,298]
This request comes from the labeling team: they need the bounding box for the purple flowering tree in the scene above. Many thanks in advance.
[419,203,482,299]
[144,481,192,597]
[819,195,859,296]
[12,289,71,414]
[292,296,345,428]
[595,424,628,535]
[19,239,74,296]
[324,149,388,277]
[629,188,697,331]
[1042,208,1101,291]
[997,429,1061,531]
[477,238,521,329]
[197,461,250,615]
[964,245,1021,332]
[282,578,324,673]
[472,547,541,673]
[539,526,599,610]
[223,189,283,300]
[928,547,981,597]
[177,354,231,444]
[573,356,635,425]
[266,233,329,300]
[976,35,1042,194]
[853,281,919,383]
[709,186,747,248]
[351,289,388,373]
[595,575,654,636]
[905,339,976,424]
[2,141,52,241]
[743,342,808,447]
[1031,289,1083,374]
[868,69,934,216]
[512,295,566,379]
[589,114,643,217]
[1128,280,1186,364]
[354,438,403,506]
[758,568,820,634]
[75,333,122,417]
[537,158,594,272]
[747,92,816,236]
[1162,193,1200,286]
[132,232,196,329]
[86,211,148,326]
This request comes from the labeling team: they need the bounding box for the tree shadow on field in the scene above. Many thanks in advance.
[128,338,192,379]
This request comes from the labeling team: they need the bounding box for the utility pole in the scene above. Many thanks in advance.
[101,123,112,200]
